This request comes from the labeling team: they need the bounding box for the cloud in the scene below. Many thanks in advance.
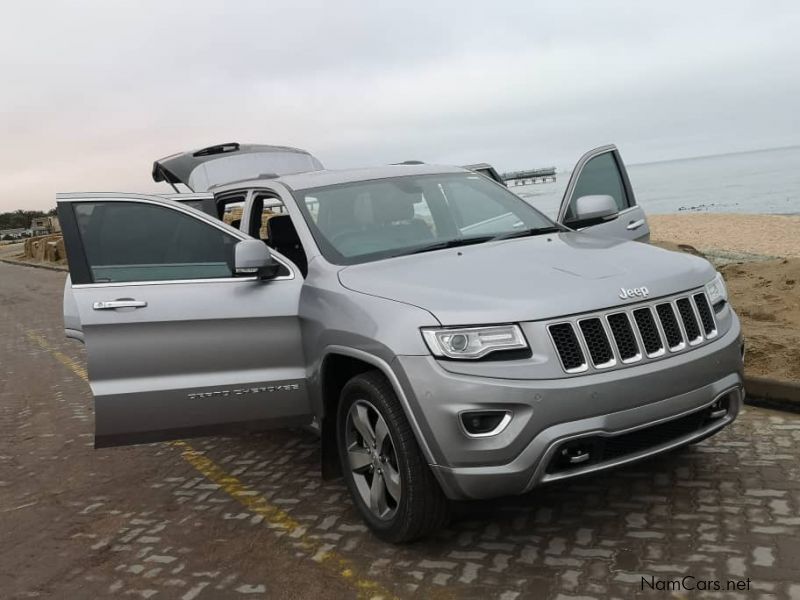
[1,1,798,210]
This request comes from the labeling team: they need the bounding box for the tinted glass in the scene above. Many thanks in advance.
[566,152,630,221]
[187,152,324,191]
[75,202,237,283]
[294,173,554,265]
[252,193,288,241]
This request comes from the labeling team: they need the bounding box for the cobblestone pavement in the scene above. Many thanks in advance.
[1,261,799,599]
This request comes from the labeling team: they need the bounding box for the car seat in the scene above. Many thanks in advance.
[266,215,308,275]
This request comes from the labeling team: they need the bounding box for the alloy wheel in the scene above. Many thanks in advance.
[344,399,402,520]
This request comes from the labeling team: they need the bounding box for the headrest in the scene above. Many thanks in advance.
[373,195,415,223]
[267,215,299,245]
[353,192,415,226]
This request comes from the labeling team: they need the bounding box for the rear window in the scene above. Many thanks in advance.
[188,152,324,191]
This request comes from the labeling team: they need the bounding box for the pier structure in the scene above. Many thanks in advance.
[502,167,557,186]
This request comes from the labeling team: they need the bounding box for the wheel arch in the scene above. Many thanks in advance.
[319,346,436,479]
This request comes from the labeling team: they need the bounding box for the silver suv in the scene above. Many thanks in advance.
[59,143,744,542]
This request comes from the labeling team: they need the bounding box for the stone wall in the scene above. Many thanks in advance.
[23,234,66,264]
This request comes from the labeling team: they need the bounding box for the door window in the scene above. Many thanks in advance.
[251,193,288,241]
[75,202,238,283]
[215,193,247,228]
[565,152,631,222]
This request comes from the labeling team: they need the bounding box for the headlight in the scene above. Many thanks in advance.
[705,272,728,306]
[421,324,527,359]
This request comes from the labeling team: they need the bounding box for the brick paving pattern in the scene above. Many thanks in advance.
[1,262,798,599]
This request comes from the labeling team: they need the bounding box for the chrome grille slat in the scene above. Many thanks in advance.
[578,318,616,368]
[675,297,702,345]
[632,307,665,357]
[547,288,716,374]
[548,323,588,373]
[655,302,685,351]
[693,292,717,338]
[606,312,641,363]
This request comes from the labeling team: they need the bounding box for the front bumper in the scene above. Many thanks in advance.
[393,313,744,500]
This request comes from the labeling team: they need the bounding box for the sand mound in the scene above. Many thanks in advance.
[720,258,800,381]
[650,214,800,258]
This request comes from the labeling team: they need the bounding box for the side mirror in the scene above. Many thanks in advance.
[234,239,280,279]
[573,194,619,222]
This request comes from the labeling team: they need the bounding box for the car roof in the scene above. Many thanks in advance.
[210,163,468,193]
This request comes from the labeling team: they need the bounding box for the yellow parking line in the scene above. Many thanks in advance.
[25,330,89,382]
[23,328,400,600]
[170,440,399,600]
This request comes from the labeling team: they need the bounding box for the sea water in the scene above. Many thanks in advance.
[514,145,800,219]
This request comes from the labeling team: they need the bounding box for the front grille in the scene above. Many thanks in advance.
[607,313,639,361]
[693,293,716,336]
[579,318,614,366]
[549,323,586,372]
[656,303,684,349]
[633,307,664,356]
[547,290,717,374]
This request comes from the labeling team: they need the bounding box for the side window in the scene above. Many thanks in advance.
[251,193,288,242]
[216,193,247,229]
[443,177,523,235]
[75,202,238,283]
[566,152,630,221]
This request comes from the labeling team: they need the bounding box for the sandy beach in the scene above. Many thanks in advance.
[650,213,800,258]
[651,213,799,382]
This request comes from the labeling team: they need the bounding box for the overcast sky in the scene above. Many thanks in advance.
[1,1,799,211]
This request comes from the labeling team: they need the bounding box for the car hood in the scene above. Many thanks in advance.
[338,232,716,325]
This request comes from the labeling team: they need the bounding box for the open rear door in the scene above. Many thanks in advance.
[557,145,650,241]
[58,192,311,447]
[153,142,324,192]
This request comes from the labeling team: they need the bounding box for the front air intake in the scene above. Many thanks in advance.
[548,323,587,372]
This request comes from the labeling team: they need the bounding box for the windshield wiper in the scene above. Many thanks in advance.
[399,236,495,257]
[490,226,563,242]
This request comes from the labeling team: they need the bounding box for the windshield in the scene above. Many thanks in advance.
[293,173,557,265]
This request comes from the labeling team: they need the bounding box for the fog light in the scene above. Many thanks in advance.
[560,445,591,465]
[709,395,730,419]
[460,411,511,436]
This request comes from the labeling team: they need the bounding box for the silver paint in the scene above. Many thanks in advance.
[60,147,743,501]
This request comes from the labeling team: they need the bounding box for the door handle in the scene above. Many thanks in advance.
[92,300,148,310]
[626,219,646,231]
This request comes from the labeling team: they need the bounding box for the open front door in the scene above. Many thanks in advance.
[58,193,311,447]
[557,145,650,241]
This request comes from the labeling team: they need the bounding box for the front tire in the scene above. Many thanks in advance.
[336,371,449,543]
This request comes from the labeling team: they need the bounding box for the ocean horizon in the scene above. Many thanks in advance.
[513,145,800,218]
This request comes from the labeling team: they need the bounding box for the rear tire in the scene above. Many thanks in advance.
[336,370,449,543]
